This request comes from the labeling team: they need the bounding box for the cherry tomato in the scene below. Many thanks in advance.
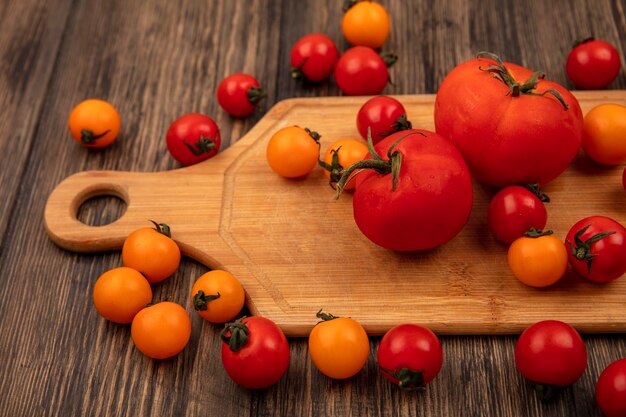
[308,310,369,379]
[488,185,548,244]
[122,221,181,284]
[341,0,390,49]
[596,358,626,417]
[191,270,245,323]
[356,96,412,144]
[582,103,626,165]
[68,98,121,148]
[131,301,191,359]
[566,38,621,89]
[166,113,221,166]
[334,46,394,96]
[92,267,152,324]
[377,324,443,389]
[266,126,321,178]
[565,216,626,283]
[515,320,587,399]
[623,166,626,191]
[319,137,368,190]
[216,73,265,117]
[290,33,339,82]
[221,316,290,389]
[507,229,568,287]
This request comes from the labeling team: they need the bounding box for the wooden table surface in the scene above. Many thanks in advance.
[1,0,625,416]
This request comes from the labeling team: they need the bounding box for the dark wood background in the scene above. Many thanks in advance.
[1,0,625,416]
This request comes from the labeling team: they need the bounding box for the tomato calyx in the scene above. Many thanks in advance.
[567,224,616,273]
[221,317,250,352]
[531,382,562,402]
[381,367,426,390]
[523,183,550,203]
[476,51,569,110]
[380,52,398,68]
[524,228,553,238]
[318,146,344,189]
[192,290,221,311]
[572,36,595,48]
[81,129,111,144]
[316,309,339,322]
[378,114,413,137]
[246,86,266,105]
[149,220,172,238]
[183,136,216,156]
[290,58,308,81]
[335,130,425,196]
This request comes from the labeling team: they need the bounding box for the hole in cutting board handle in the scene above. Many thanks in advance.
[76,194,127,227]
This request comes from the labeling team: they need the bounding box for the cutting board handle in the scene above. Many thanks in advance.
[44,169,162,253]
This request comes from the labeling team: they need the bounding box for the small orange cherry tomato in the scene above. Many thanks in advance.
[131,301,191,359]
[68,99,121,148]
[582,103,626,165]
[507,229,568,287]
[122,221,181,284]
[266,126,321,178]
[341,1,390,49]
[320,137,369,190]
[93,267,152,324]
[191,270,245,323]
[308,310,370,379]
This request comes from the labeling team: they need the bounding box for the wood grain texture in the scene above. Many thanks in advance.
[44,91,626,337]
[1,0,626,416]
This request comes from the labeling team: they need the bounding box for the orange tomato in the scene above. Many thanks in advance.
[341,1,390,49]
[68,99,121,148]
[191,270,245,323]
[122,221,181,284]
[92,267,152,324]
[266,126,321,178]
[507,230,568,287]
[131,302,191,359]
[582,103,626,165]
[308,310,369,379]
[321,137,369,190]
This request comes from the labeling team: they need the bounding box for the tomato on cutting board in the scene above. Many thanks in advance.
[336,129,473,251]
[319,137,368,190]
[507,229,568,287]
[435,52,583,187]
[565,216,626,283]
[191,270,245,323]
[582,103,626,165]
[266,126,321,178]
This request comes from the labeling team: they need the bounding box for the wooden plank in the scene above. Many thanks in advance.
[0,0,71,238]
[44,91,626,337]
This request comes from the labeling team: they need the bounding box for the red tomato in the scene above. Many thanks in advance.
[596,358,626,417]
[217,73,265,117]
[356,96,412,144]
[166,113,221,166]
[221,316,290,389]
[565,216,626,283]
[338,129,472,251]
[334,46,394,96]
[435,52,583,187]
[566,38,621,90]
[377,324,443,389]
[487,185,548,244]
[290,33,339,82]
[515,320,587,399]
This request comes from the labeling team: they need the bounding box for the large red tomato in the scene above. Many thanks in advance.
[337,129,473,251]
[435,52,583,187]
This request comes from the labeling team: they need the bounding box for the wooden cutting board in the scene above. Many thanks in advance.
[44,91,626,336]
